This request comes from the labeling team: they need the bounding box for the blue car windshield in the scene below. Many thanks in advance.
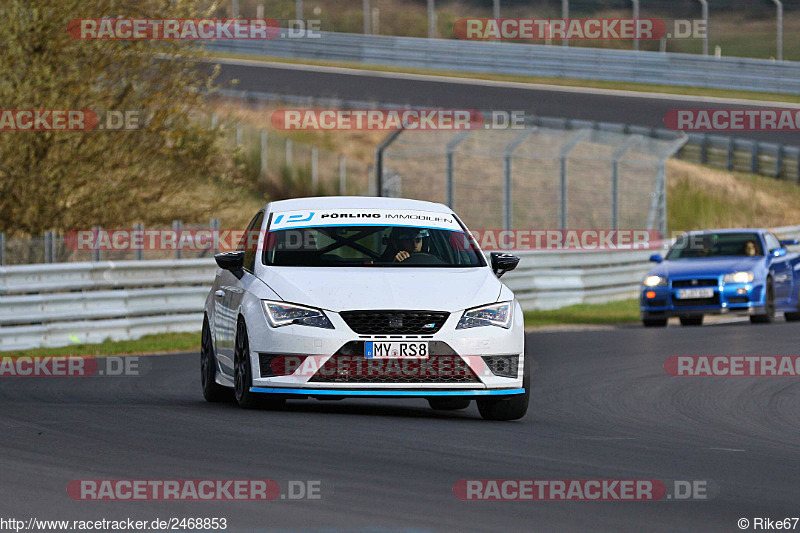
[666,232,763,259]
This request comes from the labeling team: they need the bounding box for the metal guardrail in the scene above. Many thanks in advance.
[206,30,800,95]
[3,226,800,351]
[0,260,216,351]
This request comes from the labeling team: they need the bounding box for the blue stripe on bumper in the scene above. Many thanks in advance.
[249,387,525,397]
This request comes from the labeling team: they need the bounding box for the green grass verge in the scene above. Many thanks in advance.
[212,52,800,105]
[4,332,200,358]
[523,299,640,328]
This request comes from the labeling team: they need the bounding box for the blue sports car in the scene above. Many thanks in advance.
[640,229,800,327]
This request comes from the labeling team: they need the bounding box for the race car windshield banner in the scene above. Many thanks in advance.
[268,209,461,232]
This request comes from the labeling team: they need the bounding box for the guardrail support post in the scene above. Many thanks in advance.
[776,145,784,179]
[44,230,52,264]
[173,220,183,260]
[751,141,759,174]
[699,134,708,164]
[727,137,735,171]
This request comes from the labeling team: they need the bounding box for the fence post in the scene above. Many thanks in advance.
[92,226,102,262]
[776,145,784,179]
[311,146,319,190]
[260,130,268,177]
[286,138,293,167]
[445,130,472,209]
[374,129,404,196]
[210,218,221,254]
[0,232,4,266]
[211,113,218,129]
[133,223,144,260]
[235,125,243,147]
[339,155,347,195]
[173,220,183,260]
[44,230,52,263]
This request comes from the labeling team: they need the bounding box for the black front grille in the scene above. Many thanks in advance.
[340,310,449,334]
[672,279,718,288]
[308,354,480,384]
[673,294,720,307]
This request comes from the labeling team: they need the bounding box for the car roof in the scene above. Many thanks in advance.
[683,228,767,236]
[265,196,453,214]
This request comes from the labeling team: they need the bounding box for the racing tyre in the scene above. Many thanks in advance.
[428,398,471,411]
[751,279,776,324]
[477,353,530,421]
[201,316,233,402]
[642,318,668,328]
[679,316,703,326]
[234,318,285,410]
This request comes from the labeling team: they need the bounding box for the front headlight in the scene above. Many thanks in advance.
[263,300,334,329]
[643,275,667,287]
[456,302,513,330]
[723,271,754,284]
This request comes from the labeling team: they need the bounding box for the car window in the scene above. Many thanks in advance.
[665,232,763,259]
[240,211,264,272]
[765,233,781,253]
[263,225,485,268]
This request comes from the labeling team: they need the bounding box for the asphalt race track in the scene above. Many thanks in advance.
[2,322,800,532]
[215,60,800,146]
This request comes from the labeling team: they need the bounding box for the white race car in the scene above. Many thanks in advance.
[201,196,529,420]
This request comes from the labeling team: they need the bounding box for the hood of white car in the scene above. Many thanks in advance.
[258,266,503,312]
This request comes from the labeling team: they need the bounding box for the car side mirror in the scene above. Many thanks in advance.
[490,252,520,278]
[772,248,787,258]
[649,254,663,263]
[215,251,245,272]
[779,239,799,246]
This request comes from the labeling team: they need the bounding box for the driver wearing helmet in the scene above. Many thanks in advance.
[383,227,430,262]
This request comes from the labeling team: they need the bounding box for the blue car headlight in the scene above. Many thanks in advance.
[722,271,754,284]
[456,302,513,330]
[643,275,667,287]
[263,300,334,329]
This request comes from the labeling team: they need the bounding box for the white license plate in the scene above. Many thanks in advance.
[365,341,429,359]
[677,288,714,299]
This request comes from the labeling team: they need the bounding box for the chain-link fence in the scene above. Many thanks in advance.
[378,125,687,237]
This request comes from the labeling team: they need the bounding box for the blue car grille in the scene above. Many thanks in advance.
[672,278,718,288]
